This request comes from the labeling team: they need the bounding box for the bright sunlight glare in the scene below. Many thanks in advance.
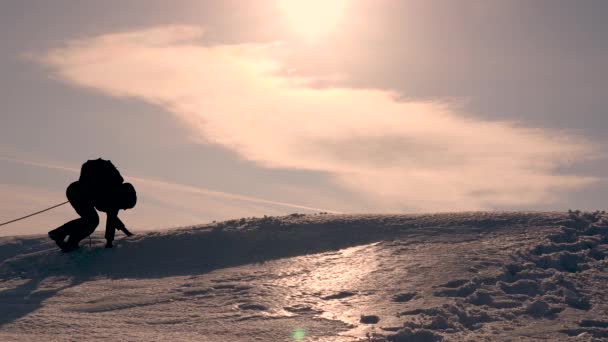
[278,0,348,39]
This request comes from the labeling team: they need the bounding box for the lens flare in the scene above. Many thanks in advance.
[292,327,305,341]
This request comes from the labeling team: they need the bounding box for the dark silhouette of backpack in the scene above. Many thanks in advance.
[79,158,124,200]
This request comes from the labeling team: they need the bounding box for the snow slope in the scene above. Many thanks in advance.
[0,211,607,341]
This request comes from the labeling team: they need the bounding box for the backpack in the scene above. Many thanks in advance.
[79,158,124,189]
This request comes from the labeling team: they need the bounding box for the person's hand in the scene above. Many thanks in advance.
[118,226,134,237]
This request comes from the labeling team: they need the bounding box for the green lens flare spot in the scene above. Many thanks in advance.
[292,327,305,341]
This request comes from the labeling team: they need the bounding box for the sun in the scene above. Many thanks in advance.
[278,0,348,39]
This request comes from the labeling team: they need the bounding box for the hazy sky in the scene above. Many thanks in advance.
[1,0,607,236]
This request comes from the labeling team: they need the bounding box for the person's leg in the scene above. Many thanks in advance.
[64,217,98,250]
[49,219,80,242]
[49,182,87,242]
[104,213,117,247]
[59,182,99,250]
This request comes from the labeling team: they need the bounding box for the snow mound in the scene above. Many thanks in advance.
[0,212,560,280]
[373,210,608,341]
[2,211,607,341]
[384,328,443,342]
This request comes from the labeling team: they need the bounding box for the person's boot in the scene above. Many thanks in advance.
[105,241,113,248]
[48,230,64,242]
[60,241,80,253]
[49,231,68,250]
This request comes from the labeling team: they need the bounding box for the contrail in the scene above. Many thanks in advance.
[0,156,342,214]
[0,156,80,173]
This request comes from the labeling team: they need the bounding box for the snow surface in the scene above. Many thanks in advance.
[1,211,607,341]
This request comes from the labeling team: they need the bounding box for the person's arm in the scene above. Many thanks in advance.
[105,210,118,248]
[115,216,134,237]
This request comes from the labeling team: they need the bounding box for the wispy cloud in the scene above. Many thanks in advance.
[0,183,73,237]
[0,152,349,228]
[38,26,598,211]
[0,156,80,174]
[0,153,340,236]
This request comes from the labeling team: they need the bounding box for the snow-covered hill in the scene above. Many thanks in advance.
[0,211,607,341]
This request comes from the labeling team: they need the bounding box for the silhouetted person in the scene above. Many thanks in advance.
[48,158,137,252]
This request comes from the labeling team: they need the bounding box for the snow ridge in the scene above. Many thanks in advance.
[1,211,606,341]
[372,210,608,341]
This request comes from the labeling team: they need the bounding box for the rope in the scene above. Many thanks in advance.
[0,201,69,227]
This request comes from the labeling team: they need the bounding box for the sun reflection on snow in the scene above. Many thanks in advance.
[271,243,381,329]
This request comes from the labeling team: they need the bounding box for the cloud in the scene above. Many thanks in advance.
[0,156,80,174]
[0,155,339,214]
[0,183,74,237]
[39,25,598,211]
[0,155,338,236]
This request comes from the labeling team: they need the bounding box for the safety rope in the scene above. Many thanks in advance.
[0,201,69,227]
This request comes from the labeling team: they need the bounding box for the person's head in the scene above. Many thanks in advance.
[118,183,137,210]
